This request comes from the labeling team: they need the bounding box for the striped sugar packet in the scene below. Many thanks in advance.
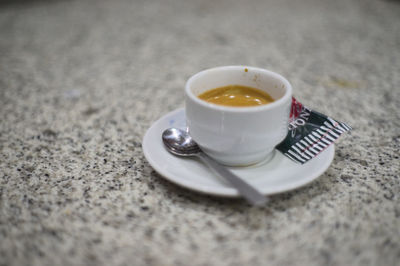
[276,97,352,164]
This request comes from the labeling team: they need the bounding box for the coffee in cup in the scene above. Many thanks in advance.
[197,85,275,107]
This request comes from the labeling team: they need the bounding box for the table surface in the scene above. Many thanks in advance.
[1,0,399,265]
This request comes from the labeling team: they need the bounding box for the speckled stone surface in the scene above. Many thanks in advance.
[0,0,399,265]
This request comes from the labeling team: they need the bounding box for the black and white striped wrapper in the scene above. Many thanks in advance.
[276,98,352,164]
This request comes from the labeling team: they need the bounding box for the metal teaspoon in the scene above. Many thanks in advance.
[162,128,267,206]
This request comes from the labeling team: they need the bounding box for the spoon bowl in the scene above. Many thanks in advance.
[162,128,201,156]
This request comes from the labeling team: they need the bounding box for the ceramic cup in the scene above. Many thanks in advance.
[185,66,292,166]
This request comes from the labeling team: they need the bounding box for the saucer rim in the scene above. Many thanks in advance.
[142,108,335,197]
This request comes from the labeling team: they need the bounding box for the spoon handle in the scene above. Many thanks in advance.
[197,152,267,206]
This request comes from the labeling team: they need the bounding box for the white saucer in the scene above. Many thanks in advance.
[142,108,335,197]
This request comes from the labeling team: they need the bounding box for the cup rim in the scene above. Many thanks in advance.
[185,65,293,113]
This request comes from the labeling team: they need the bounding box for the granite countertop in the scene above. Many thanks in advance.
[1,0,399,265]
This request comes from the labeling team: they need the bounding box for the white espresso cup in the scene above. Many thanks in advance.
[185,66,292,166]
